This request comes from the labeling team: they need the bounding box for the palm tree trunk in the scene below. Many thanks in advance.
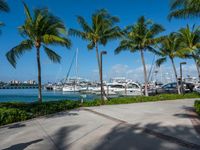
[36,47,42,103]
[170,57,181,94]
[95,43,107,101]
[95,43,101,75]
[140,49,148,96]
[192,53,200,81]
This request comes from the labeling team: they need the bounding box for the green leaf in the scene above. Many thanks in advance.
[6,40,33,68]
[156,57,167,67]
[44,46,61,63]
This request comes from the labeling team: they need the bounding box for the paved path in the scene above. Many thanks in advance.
[0,99,200,150]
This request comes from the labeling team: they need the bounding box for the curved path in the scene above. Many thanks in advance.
[0,99,200,150]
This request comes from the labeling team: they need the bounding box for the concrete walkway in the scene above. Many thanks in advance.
[0,99,200,150]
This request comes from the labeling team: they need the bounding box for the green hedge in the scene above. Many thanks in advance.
[82,93,200,106]
[0,108,31,126]
[0,100,80,126]
[0,100,80,117]
[194,100,200,116]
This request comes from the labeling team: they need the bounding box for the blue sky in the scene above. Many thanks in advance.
[0,0,198,83]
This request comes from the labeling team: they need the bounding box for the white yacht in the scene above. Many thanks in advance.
[114,82,142,96]
[90,81,142,96]
[62,85,81,92]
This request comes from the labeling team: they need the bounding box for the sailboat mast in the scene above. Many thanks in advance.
[76,48,78,81]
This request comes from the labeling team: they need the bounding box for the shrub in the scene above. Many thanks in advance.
[0,100,80,118]
[0,108,31,126]
[82,100,102,107]
[194,100,200,116]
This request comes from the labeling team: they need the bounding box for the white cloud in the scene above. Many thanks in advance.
[105,63,199,83]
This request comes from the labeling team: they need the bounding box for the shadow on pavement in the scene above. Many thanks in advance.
[52,125,81,150]
[2,139,43,150]
[8,123,26,129]
[45,111,79,119]
[93,123,200,150]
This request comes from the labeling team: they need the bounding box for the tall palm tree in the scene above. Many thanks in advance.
[0,0,9,12]
[176,25,200,80]
[6,3,71,103]
[115,16,165,96]
[69,9,121,101]
[155,33,183,94]
[169,0,200,19]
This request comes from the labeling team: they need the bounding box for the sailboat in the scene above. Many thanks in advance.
[62,48,81,92]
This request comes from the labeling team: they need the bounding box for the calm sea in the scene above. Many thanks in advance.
[0,89,98,102]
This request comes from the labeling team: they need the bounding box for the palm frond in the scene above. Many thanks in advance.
[87,42,95,50]
[0,0,9,12]
[148,46,162,56]
[156,57,167,67]
[169,0,200,19]
[44,46,61,63]
[6,40,33,68]
[115,40,137,54]
[170,0,186,10]
[22,1,32,21]
[77,16,93,33]
[68,28,87,40]
[42,34,71,48]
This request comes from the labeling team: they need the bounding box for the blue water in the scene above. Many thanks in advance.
[0,89,98,102]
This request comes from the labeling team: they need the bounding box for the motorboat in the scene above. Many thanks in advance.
[90,82,142,96]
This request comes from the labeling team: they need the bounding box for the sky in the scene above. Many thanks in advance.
[0,0,199,83]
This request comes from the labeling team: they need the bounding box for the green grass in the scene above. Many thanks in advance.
[82,92,200,106]
[194,100,200,116]
[0,93,200,126]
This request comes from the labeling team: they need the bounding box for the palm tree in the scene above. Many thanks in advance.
[0,0,9,12]
[176,25,200,80]
[155,33,183,94]
[169,0,200,19]
[6,2,71,103]
[115,16,165,96]
[69,9,121,101]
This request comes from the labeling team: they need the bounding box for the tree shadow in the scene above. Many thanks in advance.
[52,125,81,150]
[174,113,199,119]
[93,123,200,150]
[45,111,79,119]
[8,123,26,129]
[2,139,43,150]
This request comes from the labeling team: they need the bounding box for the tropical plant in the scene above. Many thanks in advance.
[69,9,121,101]
[155,33,184,94]
[115,16,165,96]
[176,25,200,80]
[169,0,200,19]
[0,0,9,12]
[6,3,71,103]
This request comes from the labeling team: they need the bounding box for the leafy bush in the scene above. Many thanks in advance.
[194,100,200,116]
[82,100,102,107]
[0,108,31,126]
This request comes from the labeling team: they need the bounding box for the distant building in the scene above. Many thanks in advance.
[9,80,21,84]
[24,80,37,85]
